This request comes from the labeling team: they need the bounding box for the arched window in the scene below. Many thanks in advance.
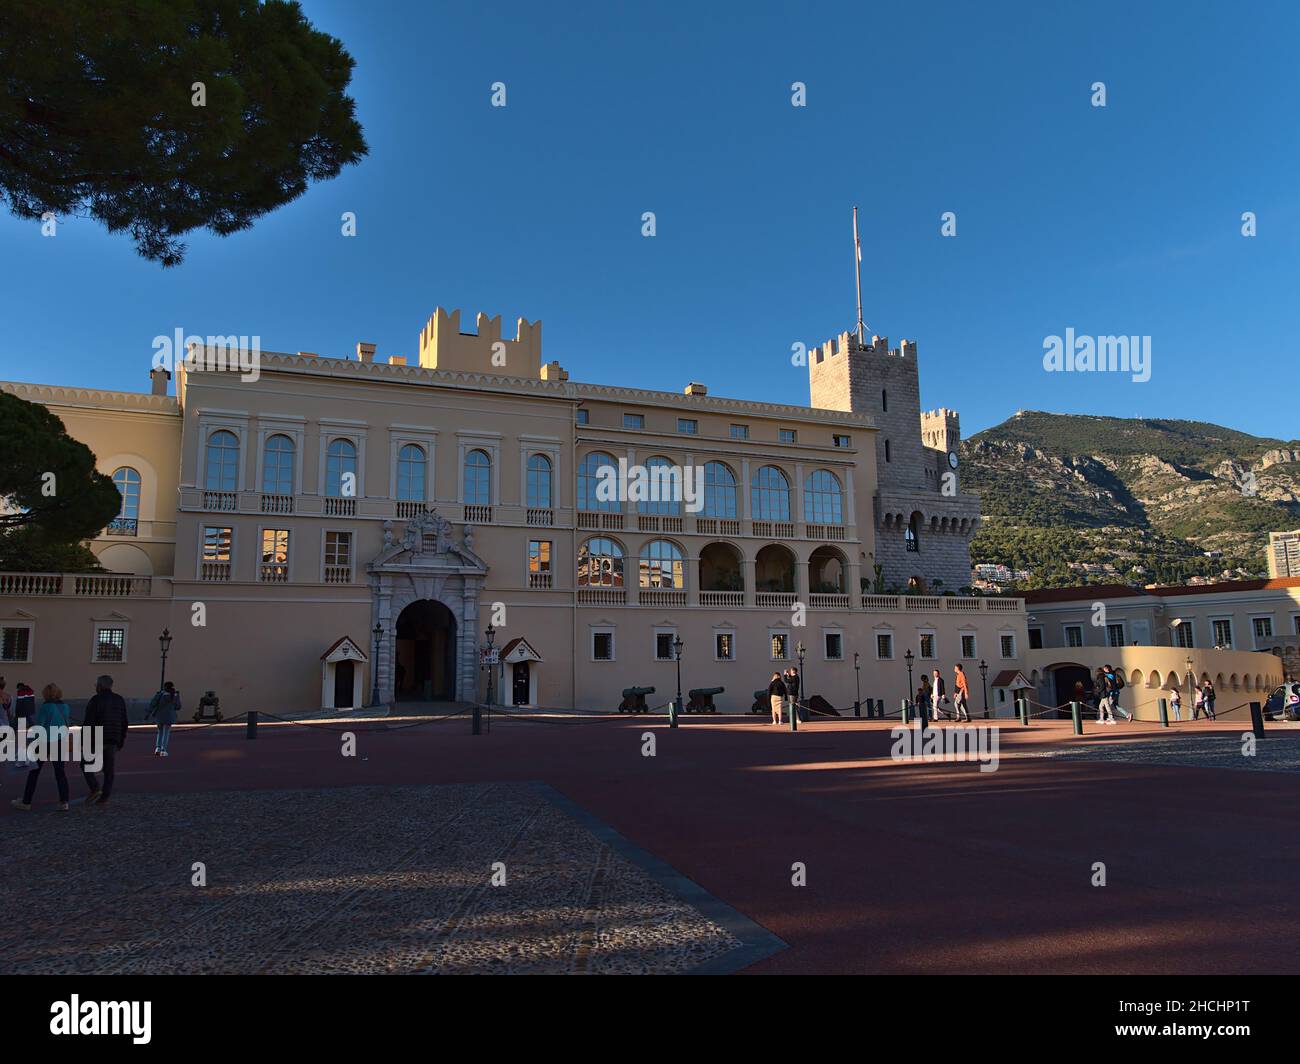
[702,461,737,518]
[906,512,921,553]
[326,438,357,498]
[463,449,491,506]
[578,451,619,512]
[578,536,624,587]
[804,469,843,524]
[637,456,681,515]
[204,430,239,491]
[751,465,791,521]
[112,467,141,519]
[262,435,295,495]
[640,539,685,589]
[396,444,426,502]
[527,454,553,509]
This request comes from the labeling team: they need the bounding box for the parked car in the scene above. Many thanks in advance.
[1262,681,1300,721]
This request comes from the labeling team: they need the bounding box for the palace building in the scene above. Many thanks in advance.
[0,308,1026,713]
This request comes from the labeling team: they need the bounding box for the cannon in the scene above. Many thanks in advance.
[686,687,724,713]
[618,686,655,713]
[750,689,769,714]
[194,689,223,723]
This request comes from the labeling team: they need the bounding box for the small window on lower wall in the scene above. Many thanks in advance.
[919,632,936,660]
[961,633,977,659]
[592,629,615,662]
[824,631,843,661]
[93,624,127,663]
[715,632,735,661]
[1,624,32,663]
[770,631,790,660]
[1000,633,1016,658]
[876,632,894,660]
[654,631,676,661]
[1028,627,1044,650]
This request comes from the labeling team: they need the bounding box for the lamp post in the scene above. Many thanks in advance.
[793,641,806,731]
[370,623,383,706]
[673,634,685,719]
[904,648,915,702]
[1186,656,1196,713]
[484,623,498,708]
[979,659,989,719]
[796,640,807,704]
[158,628,172,693]
[853,651,861,717]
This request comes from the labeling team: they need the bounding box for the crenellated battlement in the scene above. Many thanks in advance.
[921,407,960,452]
[417,307,543,378]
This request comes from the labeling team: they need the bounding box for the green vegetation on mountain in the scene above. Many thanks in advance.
[963,412,1300,590]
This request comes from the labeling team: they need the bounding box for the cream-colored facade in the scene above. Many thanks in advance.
[0,309,1027,713]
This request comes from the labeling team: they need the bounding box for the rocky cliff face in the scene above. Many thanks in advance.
[962,412,1300,588]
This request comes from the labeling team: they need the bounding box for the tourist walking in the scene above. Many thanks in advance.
[13,682,35,726]
[81,675,129,808]
[10,684,71,812]
[148,681,181,756]
[1201,679,1217,720]
[953,663,972,721]
[767,671,785,726]
[931,669,950,720]
[1103,664,1133,723]
[1095,668,1113,723]
[0,677,12,727]
[1170,686,1182,721]
[916,675,933,722]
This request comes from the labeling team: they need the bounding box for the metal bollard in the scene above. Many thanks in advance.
[245,711,258,739]
[1070,700,1083,736]
[1250,701,1264,739]
[668,699,679,729]
[901,698,911,725]
[1018,698,1029,726]
[472,705,482,735]
[878,698,885,719]
[1158,698,1169,728]
[788,700,798,732]
[854,699,861,719]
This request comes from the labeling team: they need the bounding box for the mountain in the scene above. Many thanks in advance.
[962,412,1300,590]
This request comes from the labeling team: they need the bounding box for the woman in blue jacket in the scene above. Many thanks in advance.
[10,683,71,811]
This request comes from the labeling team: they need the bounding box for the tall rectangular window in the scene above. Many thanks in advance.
[324,531,352,582]
[961,634,977,659]
[592,630,614,661]
[1028,628,1044,650]
[824,632,843,660]
[94,626,126,663]
[1065,625,1083,648]
[919,633,936,659]
[1107,623,1125,647]
[1000,634,1016,658]
[1175,622,1195,648]
[876,632,894,660]
[715,632,735,661]
[770,633,789,660]
[528,539,552,587]
[202,526,232,562]
[260,529,290,582]
[655,632,675,661]
[1253,617,1274,643]
[730,424,749,440]
[575,409,589,425]
[1212,619,1233,648]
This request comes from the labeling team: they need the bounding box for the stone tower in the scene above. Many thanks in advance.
[809,331,981,594]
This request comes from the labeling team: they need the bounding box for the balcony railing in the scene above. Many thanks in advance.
[260,494,294,515]
[805,524,846,541]
[464,504,492,524]
[203,491,237,512]
[809,593,850,609]
[324,498,356,517]
[773,522,795,538]
[260,563,289,583]
[858,594,1026,613]
[323,565,352,584]
[0,573,152,597]
[756,592,797,609]
[106,517,138,537]
[396,500,426,519]
[639,588,687,607]
[699,590,743,607]
[578,511,623,531]
[526,508,553,527]
[200,561,231,582]
[528,571,553,589]
[578,587,626,605]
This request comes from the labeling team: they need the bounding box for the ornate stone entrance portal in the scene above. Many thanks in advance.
[368,511,488,703]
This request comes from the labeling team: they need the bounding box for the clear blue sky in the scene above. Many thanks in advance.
[2,0,1297,438]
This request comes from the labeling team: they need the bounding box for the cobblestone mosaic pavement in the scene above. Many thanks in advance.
[0,782,744,974]
[1026,733,1300,772]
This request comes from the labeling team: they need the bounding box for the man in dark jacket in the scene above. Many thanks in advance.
[82,674,129,807]
[784,667,802,721]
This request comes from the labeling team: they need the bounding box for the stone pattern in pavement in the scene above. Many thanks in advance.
[0,782,740,974]
[1029,733,1300,772]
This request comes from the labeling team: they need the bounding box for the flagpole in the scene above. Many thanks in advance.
[852,206,865,344]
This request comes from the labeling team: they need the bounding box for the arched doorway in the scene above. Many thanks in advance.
[395,599,457,701]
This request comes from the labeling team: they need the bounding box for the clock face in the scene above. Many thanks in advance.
[948,450,959,470]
